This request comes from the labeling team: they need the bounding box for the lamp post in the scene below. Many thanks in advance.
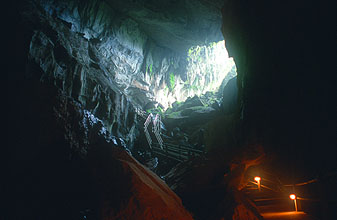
[254,176,261,191]
[289,194,298,212]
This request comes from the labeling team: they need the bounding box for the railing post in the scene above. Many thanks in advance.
[179,145,181,160]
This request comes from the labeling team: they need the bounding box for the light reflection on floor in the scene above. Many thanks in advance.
[262,211,315,220]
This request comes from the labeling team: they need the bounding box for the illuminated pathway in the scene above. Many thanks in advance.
[262,211,315,220]
[259,204,316,220]
[252,194,318,220]
[258,197,317,219]
[252,194,317,220]
[244,174,319,220]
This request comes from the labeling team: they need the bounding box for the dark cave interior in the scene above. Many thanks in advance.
[5,0,336,219]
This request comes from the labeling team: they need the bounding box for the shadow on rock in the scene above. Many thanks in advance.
[164,144,265,220]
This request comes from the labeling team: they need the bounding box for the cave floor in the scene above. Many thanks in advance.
[261,211,316,220]
[257,201,317,220]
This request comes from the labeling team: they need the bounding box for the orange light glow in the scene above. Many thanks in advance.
[289,194,296,200]
[254,176,261,182]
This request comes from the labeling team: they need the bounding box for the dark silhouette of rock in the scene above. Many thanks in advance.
[54,94,194,220]
[164,144,265,220]
[88,145,193,220]
[221,76,238,114]
[221,1,336,218]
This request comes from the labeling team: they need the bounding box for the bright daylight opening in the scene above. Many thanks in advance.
[155,40,237,109]
[186,40,236,95]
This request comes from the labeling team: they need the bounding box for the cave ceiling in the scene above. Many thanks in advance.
[32,0,234,110]
[45,0,225,53]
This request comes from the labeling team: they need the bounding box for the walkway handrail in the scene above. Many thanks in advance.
[153,143,204,155]
[164,143,204,153]
[151,142,205,162]
[283,179,317,187]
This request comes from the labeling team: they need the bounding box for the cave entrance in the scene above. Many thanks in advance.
[153,40,237,110]
[142,41,238,175]
[185,40,236,97]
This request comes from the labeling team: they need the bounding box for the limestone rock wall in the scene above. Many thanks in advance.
[26,12,138,147]
[25,0,233,117]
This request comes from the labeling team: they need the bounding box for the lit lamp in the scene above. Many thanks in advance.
[289,194,298,212]
[254,176,261,191]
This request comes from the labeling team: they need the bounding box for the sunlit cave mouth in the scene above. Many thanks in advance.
[153,40,236,110]
[12,1,335,219]
[37,0,238,114]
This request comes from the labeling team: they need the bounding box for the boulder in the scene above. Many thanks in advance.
[88,145,194,220]
[179,95,204,109]
[53,94,193,220]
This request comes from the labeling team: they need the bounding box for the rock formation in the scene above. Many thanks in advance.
[164,144,265,220]
[221,0,336,218]
[22,0,235,114]
[6,0,336,219]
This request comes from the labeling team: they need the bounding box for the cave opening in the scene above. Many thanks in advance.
[7,0,336,219]
[153,40,237,110]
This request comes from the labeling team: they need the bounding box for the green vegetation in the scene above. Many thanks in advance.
[146,106,164,115]
[208,42,216,48]
[194,46,201,56]
[188,48,193,56]
[158,106,164,113]
[148,63,153,77]
[169,72,175,90]
[191,85,198,91]
[165,111,182,119]
[188,46,201,57]
[164,86,169,95]
[184,40,236,99]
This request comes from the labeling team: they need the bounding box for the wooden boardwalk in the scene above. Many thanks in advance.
[151,143,204,162]
[244,176,319,220]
